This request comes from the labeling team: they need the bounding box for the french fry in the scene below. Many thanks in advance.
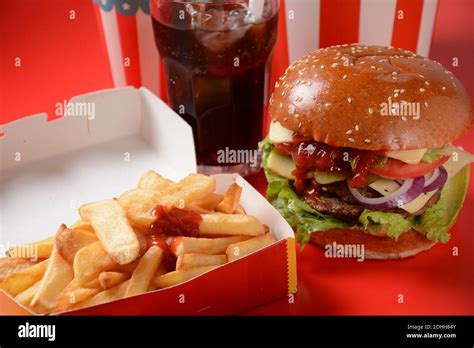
[56,224,98,263]
[233,205,246,215]
[72,280,129,310]
[70,220,95,233]
[125,246,163,297]
[14,280,42,307]
[30,245,74,313]
[226,234,276,262]
[215,183,242,214]
[0,259,49,296]
[176,253,226,270]
[79,200,140,265]
[138,170,175,192]
[99,271,129,290]
[0,258,38,281]
[189,193,223,212]
[159,174,216,208]
[155,266,216,289]
[199,213,265,237]
[73,241,118,286]
[54,279,101,311]
[118,188,163,227]
[149,265,167,291]
[7,236,54,260]
[170,235,250,256]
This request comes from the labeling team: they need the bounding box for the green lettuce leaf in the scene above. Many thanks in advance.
[421,148,443,163]
[359,210,413,240]
[414,166,470,242]
[261,138,350,247]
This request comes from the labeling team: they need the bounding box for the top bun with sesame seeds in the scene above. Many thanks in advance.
[269,44,473,150]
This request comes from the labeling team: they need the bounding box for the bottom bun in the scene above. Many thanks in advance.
[310,228,436,260]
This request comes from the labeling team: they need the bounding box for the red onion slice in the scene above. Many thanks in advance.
[348,176,425,210]
[423,166,448,192]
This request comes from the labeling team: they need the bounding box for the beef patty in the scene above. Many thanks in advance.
[302,181,441,221]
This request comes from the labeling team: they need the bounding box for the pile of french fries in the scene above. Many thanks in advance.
[0,170,275,314]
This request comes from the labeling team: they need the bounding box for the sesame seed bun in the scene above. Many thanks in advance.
[269,44,473,151]
[310,228,436,260]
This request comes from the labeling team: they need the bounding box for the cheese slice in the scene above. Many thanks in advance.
[369,146,474,214]
[440,145,474,177]
[268,121,293,143]
[385,148,427,164]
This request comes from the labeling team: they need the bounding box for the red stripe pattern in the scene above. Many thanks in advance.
[319,0,361,48]
[391,0,424,52]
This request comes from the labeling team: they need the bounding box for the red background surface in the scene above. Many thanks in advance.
[1,0,473,315]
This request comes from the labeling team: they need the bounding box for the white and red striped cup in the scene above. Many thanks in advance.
[93,0,438,102]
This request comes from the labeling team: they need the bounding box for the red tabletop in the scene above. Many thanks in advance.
[1,0,473,315]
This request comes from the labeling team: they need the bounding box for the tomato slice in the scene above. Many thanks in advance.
[369,156,450,179]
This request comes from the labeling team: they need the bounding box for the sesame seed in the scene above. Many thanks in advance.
[452,82,457,87]
[442,86,446,91]
[279,102,283,108]
[348,138,355,142]
[419,88,425,92]
[295,96,303,102]
[320,65,325,69]
[360,61,366,64]
[283,117,288,122]
[419,74,425,78]
[401,116,407,121]
[370,65,376,69]
[298,122,302,128]
[347,97,352,104]
[288,105,296,114]
[295,113,300,118]
[394,93,399,98]
[391,76,398,80]
[324,102,332,108]
[311,95,316,100]
[346,130,352,135]
[331,63,339,68]
[425,81,430,86]
[281,91,286,96]
[355,125,360,131]
[368,107,374,115]
[400,89,405,93]
[364,139,371,143]
[274,81,280,88]
[392,71,398,75]
[342,74,348,80]
[296,80,301,85]
[424,102,429,108]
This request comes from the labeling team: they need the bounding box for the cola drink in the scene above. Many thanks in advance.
[151,0,279,175]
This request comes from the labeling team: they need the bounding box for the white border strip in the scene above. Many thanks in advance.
[99,8,126,87]
[286,0,320,62]
[416,0,438,57]
[359,0,397,46]
[136,10,160,96]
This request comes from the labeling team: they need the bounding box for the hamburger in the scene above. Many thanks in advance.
[261,44,474,259]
